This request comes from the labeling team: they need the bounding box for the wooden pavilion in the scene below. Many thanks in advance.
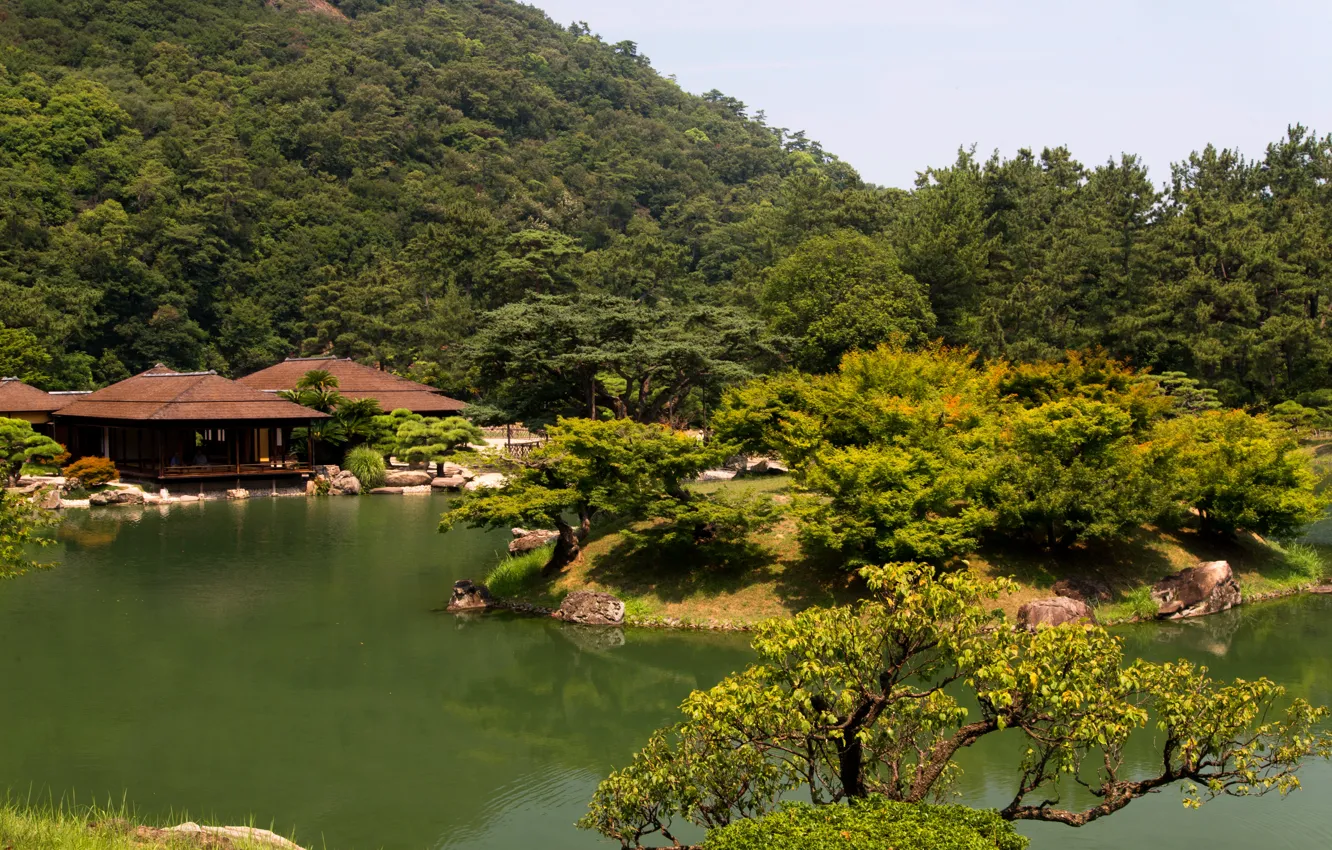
[0,377,63,435]
[237,356,467,415]
[52,365,328,484]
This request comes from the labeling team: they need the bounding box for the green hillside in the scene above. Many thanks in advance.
[2,0,1331,413]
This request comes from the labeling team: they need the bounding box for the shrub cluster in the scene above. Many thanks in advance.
[60,456,118,488]
[343,445,387,490]
[703,799,1027,850]
[717,345,1328,566]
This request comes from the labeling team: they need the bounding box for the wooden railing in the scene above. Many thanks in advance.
[160,461,312,478]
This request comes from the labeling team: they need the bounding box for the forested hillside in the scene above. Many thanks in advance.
[1,0,1330,411]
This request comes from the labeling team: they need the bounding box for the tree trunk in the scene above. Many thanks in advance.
[838,732,866,798]
[543,516,581,577]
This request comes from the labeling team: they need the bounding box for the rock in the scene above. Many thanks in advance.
[441,463,476,480]
[464,472,507,491]
[40,487,61,511]
[553,590,626,626]
[89,489,145,507]
[178,495,199,503]
[313,464,340,479]
[384,469,433,487]
[370,486,404,495]
[697,468,737,482]
[329,470,361,496]
[767,460,790,474]
[1051,577,1112,604]
[431,476,466,489]
[305,480,318,496]
[747,458,770,474]
[447,579,495,611]
[509,528,559,554]
[1150,560,1242,619]
[226,488,250,501]
[1017,596,1096,631]
[401,485,432,495]
[168,823,305,850]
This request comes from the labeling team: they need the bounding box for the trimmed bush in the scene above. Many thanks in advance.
[61,456,118,487]
[703,798,1027,850]
[343,445,387,490]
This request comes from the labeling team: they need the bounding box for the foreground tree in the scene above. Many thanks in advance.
[0,490,54,579]
[441,418,761,575]
[580,563,1331,848]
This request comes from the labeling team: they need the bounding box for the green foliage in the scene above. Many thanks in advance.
[342,445,386,490]
[0,490,55,579]
[484,546,553,598]
[372,410,483,465]
[762,231,934,372]
[717,346,1327,564]
[0,418,65,486]
[580,563,1332,847]
[60,456,118,488]
[703,799,1026,850]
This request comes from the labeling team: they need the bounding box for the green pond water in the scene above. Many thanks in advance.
[0,496,1330,850]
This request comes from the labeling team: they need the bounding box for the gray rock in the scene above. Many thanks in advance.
[89,489,145,507]
[168,823,304,850]
[1151,560,1241,619]
[431,476,466,489]
[509,529,559,554]
[385,469,433,487]
[553,591,626,626]
[1052,577,1112,604]
[697,468,738,482]
[447,579,494,611]
[1017,596,1096,631]
[329,470,361,496]
[40,487,61,511]
[226,488,250,501]
[370,486,404,495]
[464,472,507,491]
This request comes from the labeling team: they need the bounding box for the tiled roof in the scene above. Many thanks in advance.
[238,357,467,413]
[54,365,329,422]
[0,378,62,413]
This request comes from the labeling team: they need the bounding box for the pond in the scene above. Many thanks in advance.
[0,496,1329,849]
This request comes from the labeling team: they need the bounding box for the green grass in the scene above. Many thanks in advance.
[1099,586,1160,623]
[484,546,553,598]
[0,799,299,850]
[1280,542,1328,583]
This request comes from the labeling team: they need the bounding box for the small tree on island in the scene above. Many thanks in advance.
[440,418,766,576]
[579,563,1332,848]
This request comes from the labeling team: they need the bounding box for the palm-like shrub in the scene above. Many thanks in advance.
[343,445,386,490]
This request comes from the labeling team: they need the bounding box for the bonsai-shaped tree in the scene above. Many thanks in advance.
[580,563,1331,848]
[0,418,64,487]
[374,409,484,468]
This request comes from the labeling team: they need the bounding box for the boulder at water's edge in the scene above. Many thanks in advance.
[1017,596,1096,630]
[385,469,433,487]
[553,591,625,626]
[1150,560,1241,619]
[447,580,495,612]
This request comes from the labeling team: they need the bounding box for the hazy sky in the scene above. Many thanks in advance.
[526,0,1331,188]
